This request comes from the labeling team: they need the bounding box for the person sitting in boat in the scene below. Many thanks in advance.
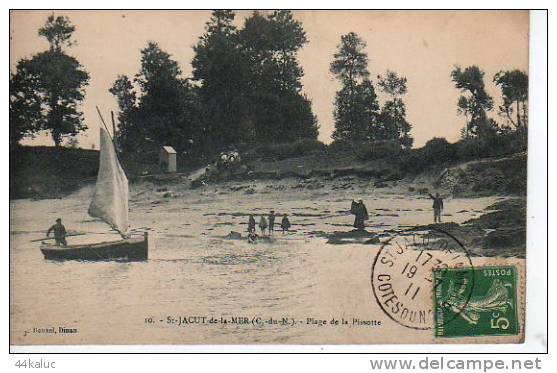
[47,218,67,246]
[281,214,291,234]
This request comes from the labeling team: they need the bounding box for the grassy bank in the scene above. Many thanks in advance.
[10,146,100,199]
[10,137,527,200]
[9,145,201,199]
[199,136,526,197]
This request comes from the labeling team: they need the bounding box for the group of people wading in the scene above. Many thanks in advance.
[246,211,291,244]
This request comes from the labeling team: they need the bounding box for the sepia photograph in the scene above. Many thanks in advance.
[8,9,541,350]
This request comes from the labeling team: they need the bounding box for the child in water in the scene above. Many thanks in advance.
[281,214,291,234]
[248,214,256,233]
[268,210,275,235]
[259,215,268,235]
[247,230,258,244]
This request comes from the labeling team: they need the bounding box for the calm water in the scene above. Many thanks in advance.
[10,181,506,344]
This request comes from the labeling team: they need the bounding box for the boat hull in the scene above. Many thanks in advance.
[40,234,148,261]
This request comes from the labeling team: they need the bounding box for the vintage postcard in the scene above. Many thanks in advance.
[10,10,530,346]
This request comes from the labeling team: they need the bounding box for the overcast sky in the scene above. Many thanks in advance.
[10,10,529,148]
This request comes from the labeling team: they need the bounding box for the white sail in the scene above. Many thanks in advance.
[88,128,129,236]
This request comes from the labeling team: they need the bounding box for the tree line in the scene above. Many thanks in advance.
[10,12,528,159]
[451,65,528,140]
[108,10,319,158]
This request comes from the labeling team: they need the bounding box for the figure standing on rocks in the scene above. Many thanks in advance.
[428,193,444,223]
[350,199,369,230]
[259,215,268,235]
[248,214,256,233]
[281,214,291,234]
[268,211,275,235]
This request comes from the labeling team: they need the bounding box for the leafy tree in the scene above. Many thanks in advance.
[288,94,319,140]
[377,70,413,148]
[38,14,75,51]
[377,70,407,97]
[192,10,251,151]
[241,10,307,92]
[451,65,494,138]
[109,75,138,152]
[9,69,41,148]
[114,42,201,154]
[332,79,379,141]
[250,89,318,143]
[65,137,79,148]
[330,32,379,142]
[9,14,89,146]
[330,32,369,85]
[377,101,413,148]
[192,10,317,151]
[422,137,456,164]
[493,70,528,132]
[239,10,318,144]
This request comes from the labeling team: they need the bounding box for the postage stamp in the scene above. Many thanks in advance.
[434,265,519,338]
[371,228,474,330]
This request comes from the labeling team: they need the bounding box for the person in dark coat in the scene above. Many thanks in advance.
[248,214,256,233]
[268,210,276,235]
[281,214,291,234]
[428,193,444,223]
[259,215,268,235]
[350,199,369,230]
[47,218,67,246]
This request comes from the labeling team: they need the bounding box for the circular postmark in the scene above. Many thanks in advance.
[371,228,474,330]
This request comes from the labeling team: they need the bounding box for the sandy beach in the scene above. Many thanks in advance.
[10,178,525,344]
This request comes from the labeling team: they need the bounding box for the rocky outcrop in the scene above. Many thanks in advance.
[409,198,526,258]
[436,152,526,197]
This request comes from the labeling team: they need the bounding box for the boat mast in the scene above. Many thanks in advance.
[96,106,122,163]
[96,106,115,146]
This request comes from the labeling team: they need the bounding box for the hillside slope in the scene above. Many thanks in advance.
[10,146,526,200]
[10,146,99,199]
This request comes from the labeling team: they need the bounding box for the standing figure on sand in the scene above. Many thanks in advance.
[428,192,444,223]
[350,199,369,230]
[268,211,275,236]
[281,214,291,234]
[247,214,259,243]
[259,215,268,235]
[248,214,256,233]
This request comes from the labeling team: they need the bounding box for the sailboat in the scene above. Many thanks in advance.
[40,128,148,261]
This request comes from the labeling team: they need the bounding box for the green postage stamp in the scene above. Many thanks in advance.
[434,266,519,338]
